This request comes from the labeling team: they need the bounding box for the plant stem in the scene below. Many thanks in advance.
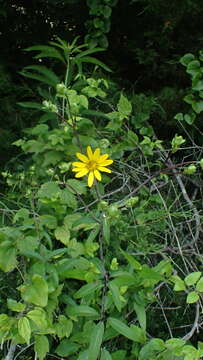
[5,344,16,360]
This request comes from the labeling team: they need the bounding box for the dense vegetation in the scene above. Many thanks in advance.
[1,1,203,359]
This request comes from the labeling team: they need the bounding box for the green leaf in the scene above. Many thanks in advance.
[74,281,103,299]
[117,93,132,119]
[34,335,49,360]
[153,259,172,277]
[192,100,203,114]
[111,273,136,287]
[31,124,49,135]
[55,340,80,357]
[24,65,60,86]
[60,188,77,209]
[139,338,165,360]
[7,299,26,313]
[192,77,203,91]
[42,150,62,166]
[0,314,10,329]
[73,216,98,231]
[186,60,201,75]
[185,272,201,286]
[27,307,47,329]
[78,350,89,360]
[196,277,203,292]
[88,321,104,360]
[59,269,86,281]
[139,265,163,287]
[102,217,110,244]
[17,101,43,110]
[82,109,110,120]
[67,179,87,194]
[25,45,65,63]
[18,317,31,345]
[129,324,146,344]
[165,338,186,350]
[19,71,56,87]
[19,250,45,261]
[184,113,196,124]
[100,349,112,360]
[48,248,68,260]
[181,345,198,358]
[108,317,138,342]
[103,5,112,18]
[54,226,70,246]
[184,94,195,105]
[111,350,127,360]
[109,282,123,312]
[75,47,105,58]
[180,53,195,67]
[120,249,142,270]
[0,241,17,272]
[37,182,61,199]
[171,134,186,153]
[20,275,48,307]
[54,316,73,339]
[170,275,186,291]
[17,236,39,253]
[39,215,57,229]
[174,112,184,121]
[13,208,30,223]
[186,291,199,304]
[78,56,112,72]
[23,65,60,86]
[66,305,100,319]
[134,301,146,331]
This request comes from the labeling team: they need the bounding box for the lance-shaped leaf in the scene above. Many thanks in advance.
[108,317,145,343]
[74,281,103,299]
[88,321,104,360]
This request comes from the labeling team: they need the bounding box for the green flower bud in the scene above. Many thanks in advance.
[108,204,119,217]
[100,138,110,149]
[183,164,196,175]
[125,196,139,208]
[56,83,67,96]
[110,258,119,270]
[42,100,58,113]
[199,159,203,170]
[98,200,108,211]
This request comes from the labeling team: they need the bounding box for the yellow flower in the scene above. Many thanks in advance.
[72,146,113,187]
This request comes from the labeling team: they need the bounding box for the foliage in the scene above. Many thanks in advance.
[85,0,118,48]
[1,1,203,359]
[1,36,203,360]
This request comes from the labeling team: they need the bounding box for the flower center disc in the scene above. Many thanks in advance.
[88,160,97,171]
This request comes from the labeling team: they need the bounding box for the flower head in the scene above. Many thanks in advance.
[72,146,113,187]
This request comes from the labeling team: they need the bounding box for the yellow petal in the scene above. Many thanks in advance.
[98,166,111,173]
[99,159,113,166]
[72,162,86,167]
[94,169,101,181]
[93,148,100,161]
[75,168,89,177]
[88,171,94,187]
[72,167,84,172]
[72,168,89,172]
[87,146,93,159]
[76,152,89,163]
[97,154,109,163]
